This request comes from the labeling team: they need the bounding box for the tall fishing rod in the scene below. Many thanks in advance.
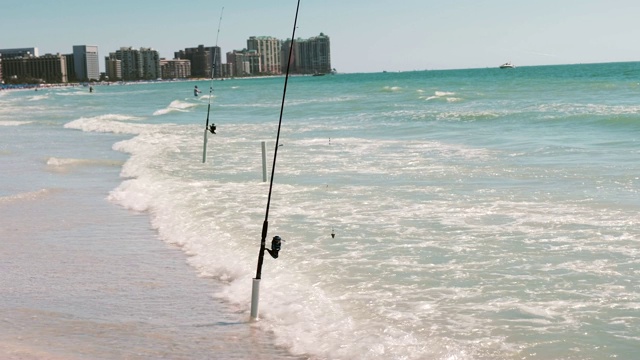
[202,7,224,163]
[251,0,301,320]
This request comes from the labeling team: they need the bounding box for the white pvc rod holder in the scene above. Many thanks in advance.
[250,278,260,320]
[261,141,267,182]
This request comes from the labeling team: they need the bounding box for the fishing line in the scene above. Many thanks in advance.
[254,0,301,280]
[202,6,224,163]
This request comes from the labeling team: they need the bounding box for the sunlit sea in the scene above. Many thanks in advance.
[1,62,639,359]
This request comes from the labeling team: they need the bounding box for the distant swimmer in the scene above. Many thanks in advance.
[194,85,201,96]
[89,86,93,93]
[209,123,216,134]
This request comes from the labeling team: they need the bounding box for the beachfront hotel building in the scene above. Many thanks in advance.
[160,58,191,79]
[72,45,100,82]
[219,63,234,78]
[226,50,262,77]
[105,58,122,81]
[0,47,39,58]
[283,33,332,75]
[139,47,161,80]
[106,47,160,81]
[1,53,68,84]
[247,36,282,75]
[174,45,221,78]
[108,48,140,81]
[0,48,39,84]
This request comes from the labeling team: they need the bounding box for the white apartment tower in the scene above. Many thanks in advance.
[247,36,281,75]
[73,45,100,81]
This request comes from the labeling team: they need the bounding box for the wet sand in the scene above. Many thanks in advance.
[0,176,303,359]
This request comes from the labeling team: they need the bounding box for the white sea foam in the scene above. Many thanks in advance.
[284,95,361,107]
[28,94,50,101]
[46,157,124,172]
[64,114,147,134]
[423,90,458,101]
[537,102,640,116]
[153,99,199,115]
[0,121,32,126]
[0,188,59,204]
[96,124,530,359]
[55,90,94,96]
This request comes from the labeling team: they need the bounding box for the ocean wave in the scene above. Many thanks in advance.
[537,102,640,117]
[285,95,362,107]
[64,114,147,134]
[435,110,501,121]
[220,102,278,108]
[91,113,144,121]
[55,90,94,96]
[108,179,153,212]
[28,94,50,101]
[0,188,59,205]
[0,121,33,126]
[46,157,124,171]
[153,100,199,116]
[383,86,402,92]
[422,90,458,101]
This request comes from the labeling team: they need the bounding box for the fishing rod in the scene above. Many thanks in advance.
[202,7,224,163]
[250,0,301,320]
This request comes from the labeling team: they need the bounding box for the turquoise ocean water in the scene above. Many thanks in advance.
[1,62,639,359]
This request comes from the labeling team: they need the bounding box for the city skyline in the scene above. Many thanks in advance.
[0,35,323,78]
[1,31,331,83]
[2,1,640,73]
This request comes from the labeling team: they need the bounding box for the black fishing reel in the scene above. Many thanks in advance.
[266,235,283,259]
[209,123,216,134]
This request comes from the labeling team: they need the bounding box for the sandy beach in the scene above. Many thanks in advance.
[0,166,302,359]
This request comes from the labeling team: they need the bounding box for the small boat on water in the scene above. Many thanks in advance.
[499,62,515,69]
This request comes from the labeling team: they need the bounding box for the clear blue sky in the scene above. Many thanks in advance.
[2,0,639,73]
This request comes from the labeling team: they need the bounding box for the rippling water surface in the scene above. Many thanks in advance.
[1,62,639,359]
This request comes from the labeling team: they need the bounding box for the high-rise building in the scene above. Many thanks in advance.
[175,45,221,78]
[107,47,159,81]
[247,36,282,75]
[73,45,100,81]
[63,54,76,82]
[139,47,160,80]
[1,53,67,83]
[160,58,191,79]
[105,57,122,81]
[0,47,39,59]
[283,33,331,75]
[220,63,234,78]
[114,47,141,80]
[226,50,261,76]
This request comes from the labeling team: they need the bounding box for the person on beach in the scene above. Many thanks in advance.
[194,85,201,96]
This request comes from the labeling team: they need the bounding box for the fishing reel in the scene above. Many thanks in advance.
[266,235,284,259]
[209,123,217,134]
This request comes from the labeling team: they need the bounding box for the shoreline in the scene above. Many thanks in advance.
[0,153,303,360]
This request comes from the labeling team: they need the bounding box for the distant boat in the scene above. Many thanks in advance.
[499,62,515,69]
[312,73,326,77]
